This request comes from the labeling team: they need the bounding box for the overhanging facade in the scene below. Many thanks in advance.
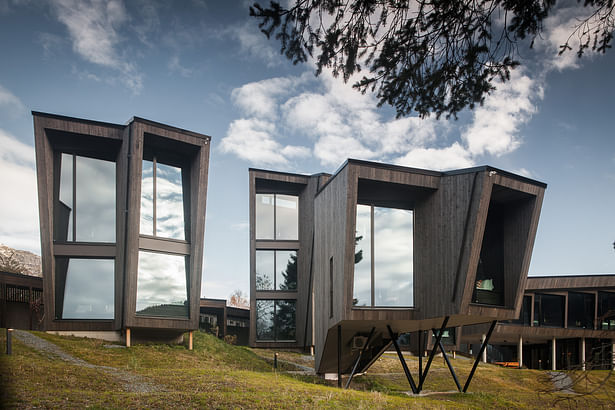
[34,112,210,342]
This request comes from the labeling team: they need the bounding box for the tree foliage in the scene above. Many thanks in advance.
[229,289,249,308]
[250,0,614,119]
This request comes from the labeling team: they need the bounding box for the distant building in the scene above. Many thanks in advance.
[33,112,210,345]
[462,275,615,370]
[0,271,43,331]
[199,298,250,345]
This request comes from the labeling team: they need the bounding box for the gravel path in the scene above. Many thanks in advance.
[548,371,576,394]
[12,330,162,393]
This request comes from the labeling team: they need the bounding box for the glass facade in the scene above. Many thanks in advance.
[534,293,565,327]
[353,204,413,307]
[56,154,116,243]
[57,258,114,319]
[255,250,297,291]
[568,292,595,329]
[509,295,532,325]
[255,299,296,341]
[255,193,298,240]
[598,291,615,330]
[136,251,189,318]
[140,159,185,240]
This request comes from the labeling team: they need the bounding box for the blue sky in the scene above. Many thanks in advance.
[0,0,613,301]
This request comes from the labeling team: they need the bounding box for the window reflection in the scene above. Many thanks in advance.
[55,154,115,243]
[276,250,297,291]
[136,251,189,317]
[58,258,114,319]
[353,204,371,306]
[255,194,274,239]
[256,250,274,290]
[75,156,116,242]
[156,162,185,240]
[276,195,298,240]
[140,160,154,235]
[374,207,413,307]
[255,299,296,341]
[139,159,186,240]
[256,300,274,340]
[353,204,413,307]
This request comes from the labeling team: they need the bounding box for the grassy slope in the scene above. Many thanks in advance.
[1,329,613,409]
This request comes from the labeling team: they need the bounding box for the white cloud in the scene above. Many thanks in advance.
[0,84,25,118]
[50,0,143,93]
[168,55,193,77]
[0,129,40,254]
[462,69,539,157]
[231,76,303,120]
[395,142,474,171]
[220,118,310,166]
[232,21,282,67]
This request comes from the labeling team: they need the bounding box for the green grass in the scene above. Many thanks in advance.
[1,329,614,408]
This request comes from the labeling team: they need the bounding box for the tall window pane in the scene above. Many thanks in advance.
[140,160,154,235]
[156,162,185,240]
[59,258,114,319]
[276,194,298,240]
[353,204,371,306]
[568,292,595,329]
[58,153,73,241]
[256,194,274,239]
[374,207,413,307]
[256,300,274,340]
[276,250,297,291]
[255,250,274,290]
[75,156,115,242]
[136,251,188,317]
[275,300,296,341]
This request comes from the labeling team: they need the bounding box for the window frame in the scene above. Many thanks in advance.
[255,193,299,241]
[255,249,298,291]
[255,299,297,342]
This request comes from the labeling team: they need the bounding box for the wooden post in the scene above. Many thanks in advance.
[580,337,586,371]
[518,335,523,369]
[188,331,193,350]
[551,337,556,371]
[126,328,131,348]
[481,334,487,363]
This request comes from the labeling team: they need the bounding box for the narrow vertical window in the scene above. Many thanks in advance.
[329,257,333,318]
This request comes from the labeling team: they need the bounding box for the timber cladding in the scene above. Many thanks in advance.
[33,112,210,335]
[307,159,546,373]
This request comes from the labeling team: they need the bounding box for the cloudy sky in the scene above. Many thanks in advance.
[0,0,613,301]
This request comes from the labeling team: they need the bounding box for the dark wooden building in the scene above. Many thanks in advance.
[199,298,250,345]
[33,112,210,345]
[462,274,615,370]
[0,271,44,331]
[250,159,546,391]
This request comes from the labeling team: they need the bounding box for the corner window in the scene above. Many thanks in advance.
[55,258,114,319]
[55,153,116,243]
[255,250,297,291]
[255,194,298,240]
[255,299,296,341]
[353,204,413,307]
[140,159,186,240]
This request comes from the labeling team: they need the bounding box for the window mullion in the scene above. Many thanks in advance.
[152,157,157,236]
[273,194,277,240]
[72,154,76,241]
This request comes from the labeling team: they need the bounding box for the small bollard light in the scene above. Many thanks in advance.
[6,328,13,355]
[274,352,278,369]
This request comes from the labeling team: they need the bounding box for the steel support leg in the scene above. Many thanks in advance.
[463,320,497,393]
[345,327,375,389]
[387,325,418,394]
[418,316,450,392]
[337,324,342,388]
[436,337,461,392]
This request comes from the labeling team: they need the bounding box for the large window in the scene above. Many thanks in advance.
[353,204,413,307]
[598,291,615,330]
[255,194,298,240]
[533,293,565,327]
[55,258,114,319]
[135,251,189,318]
[140,159,186,240]
[55,153,115,243]
[509,295,532,325]
[568,292,595,329]
[255,300,296,341]
[255,250,297,290]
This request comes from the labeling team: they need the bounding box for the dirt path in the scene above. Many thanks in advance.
[12,330,162,393]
